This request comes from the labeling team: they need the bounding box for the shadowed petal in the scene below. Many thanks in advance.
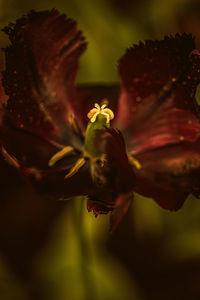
[86,128,135,226]
[110,192,133,233]
[1,9,87,143]
[134,141,200,210]
[1,142,95,200]
[95,128,136,193]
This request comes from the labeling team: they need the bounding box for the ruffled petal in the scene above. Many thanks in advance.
[1,9,86,142]
[116,34,200,153]
[134,141,200,210]
[87,198,112,216]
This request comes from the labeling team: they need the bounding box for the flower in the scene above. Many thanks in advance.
[1,9,200,231]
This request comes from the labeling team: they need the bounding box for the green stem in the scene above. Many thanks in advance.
[73,196,98,300]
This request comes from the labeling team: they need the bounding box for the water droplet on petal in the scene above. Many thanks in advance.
[133,78,140,83]
[136,96,142,102]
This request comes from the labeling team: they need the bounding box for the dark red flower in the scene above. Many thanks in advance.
[1,9,200,231]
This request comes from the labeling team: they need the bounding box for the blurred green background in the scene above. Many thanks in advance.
[1,0,200,299]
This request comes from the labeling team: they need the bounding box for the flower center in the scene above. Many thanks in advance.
[48,101,115,177]
[48,101,141,180]
[87,102,114,124]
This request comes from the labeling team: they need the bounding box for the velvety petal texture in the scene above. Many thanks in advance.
[0,11,91,201]
[116,34,200,153]
[115,34,200,209]
[2,9,87,143]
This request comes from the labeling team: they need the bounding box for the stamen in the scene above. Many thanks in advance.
[101,104,107,110]
[48,146,74,167]
[1,146,20,169]
[65,157,86,179]
[128,154,142,169]
[94,103,100,109]
[68,112,83,137]
[87,101,114,124]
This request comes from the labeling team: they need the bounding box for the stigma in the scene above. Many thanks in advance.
[87,102,114,124]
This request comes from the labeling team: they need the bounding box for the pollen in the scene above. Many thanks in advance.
[87,102,114,124]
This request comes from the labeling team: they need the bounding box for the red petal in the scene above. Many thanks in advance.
[2,10,86,142]
[110,192,133,232]
[95,128,136,193]
[87,198,112,216]
[115,34,200,153]
[134,141,200,210]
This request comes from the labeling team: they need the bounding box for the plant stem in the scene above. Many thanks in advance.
[73,196,98,300]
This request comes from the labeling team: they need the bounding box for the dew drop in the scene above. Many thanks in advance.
[133,78,140,83]
[136,96,142,102]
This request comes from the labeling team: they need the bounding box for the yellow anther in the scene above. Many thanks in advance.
[95,103,100,109]
[1,146,20,169]
[65,157,86,179]
[101,104,107,110]
[48,146,74,167]
[87,102,114,124]
[128,154,142,169]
